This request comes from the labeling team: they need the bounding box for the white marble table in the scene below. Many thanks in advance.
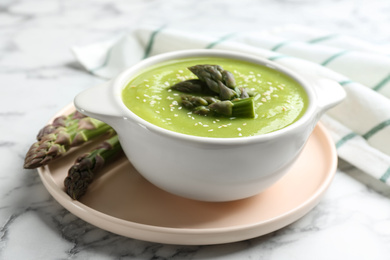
[2,0,390,259]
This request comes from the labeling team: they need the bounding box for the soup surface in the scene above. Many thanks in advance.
[122,57,308,138]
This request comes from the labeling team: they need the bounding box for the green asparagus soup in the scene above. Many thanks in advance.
[122,57,308,138]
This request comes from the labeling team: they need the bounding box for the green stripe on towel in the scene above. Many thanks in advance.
[379,167,390,183]
[268,55,290,61]
[271,41,291,52]
[307,34,339,44]
[336,132,357,149]
[372,74,390,91]
[321,50,350,66]
[338,80,354,86]
[90,45,114,73]
[269,34,338,52]
[143,26,165,59]
[362,119,390,140]
[206,33,237,49]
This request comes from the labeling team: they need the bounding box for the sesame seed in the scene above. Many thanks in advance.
[261,98,267,102]
[208,129,214,132]
[237,128,242,131]
[203,125,209,127]
[238,133,242,136]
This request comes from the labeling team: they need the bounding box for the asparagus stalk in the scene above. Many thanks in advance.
[24,117,115,169]
[188,64,238,100]
[64,135,122,200]
[36,111,87,141]
[170,79,213,94]
[209,98,255,118]
[180,94,255,118]
[180,95,218,109]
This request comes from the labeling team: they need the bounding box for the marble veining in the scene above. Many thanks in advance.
[1,0,390,259]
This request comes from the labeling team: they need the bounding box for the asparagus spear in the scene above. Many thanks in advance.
[64,135,122,200]
[170,79,213,94]
[24,117,115,169]
[188,64,238,100]
[180,94,255,118]
[209,98,255,118]
[36,111,87,141]
[180,95,218,109]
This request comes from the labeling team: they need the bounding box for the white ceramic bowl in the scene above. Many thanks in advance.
[74,49,345,202]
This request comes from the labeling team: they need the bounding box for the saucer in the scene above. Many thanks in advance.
[38,104,337,245]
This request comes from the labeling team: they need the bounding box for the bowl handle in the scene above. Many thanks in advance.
[73,80,123,125]
[313,78,346,115]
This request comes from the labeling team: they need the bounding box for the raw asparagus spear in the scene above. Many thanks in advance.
[64,135,122,200]
[24,117,115,169]
[37,111,87,141]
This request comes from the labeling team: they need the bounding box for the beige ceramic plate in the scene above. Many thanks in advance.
[38,104,337,245]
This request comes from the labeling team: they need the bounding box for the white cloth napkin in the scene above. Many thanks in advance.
[72,25,390,185]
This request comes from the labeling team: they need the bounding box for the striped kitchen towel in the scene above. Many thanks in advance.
[72,25,390,185]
